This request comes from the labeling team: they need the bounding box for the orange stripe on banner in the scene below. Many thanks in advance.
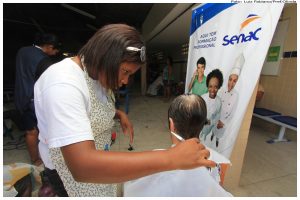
[240,16,260,30]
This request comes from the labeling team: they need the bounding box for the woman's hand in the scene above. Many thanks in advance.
[168,138,216,169]
[116,109,134,144]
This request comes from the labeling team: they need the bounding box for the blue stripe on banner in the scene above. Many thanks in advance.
[190,3,236,36]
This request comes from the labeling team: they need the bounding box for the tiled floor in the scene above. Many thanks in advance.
[3,93,297,197]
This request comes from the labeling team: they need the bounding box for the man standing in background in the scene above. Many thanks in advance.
[14,33,60,166]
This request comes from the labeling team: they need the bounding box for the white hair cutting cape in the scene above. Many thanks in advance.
[124,147,232,197]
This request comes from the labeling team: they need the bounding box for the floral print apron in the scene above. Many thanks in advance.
[49,66,117,196]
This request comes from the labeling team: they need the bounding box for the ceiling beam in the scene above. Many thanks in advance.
[86,24,97,31]
[61,3,96,20]
[142,4,194,42]
[30,17,44,33]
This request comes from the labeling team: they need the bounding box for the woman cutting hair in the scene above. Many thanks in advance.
[34,24,215,197]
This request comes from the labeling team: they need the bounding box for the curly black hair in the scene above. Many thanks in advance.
[206,69,223,88]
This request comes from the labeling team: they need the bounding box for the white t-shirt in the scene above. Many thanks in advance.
[124,147,232,197]
[34,58,108,169]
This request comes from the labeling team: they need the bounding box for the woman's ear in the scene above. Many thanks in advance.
[169,118,175,132]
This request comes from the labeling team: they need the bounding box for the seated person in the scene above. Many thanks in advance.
[124,94,232,197]
[146,73,163,96]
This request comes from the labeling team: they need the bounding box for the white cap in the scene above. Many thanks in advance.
[230,54,245,76]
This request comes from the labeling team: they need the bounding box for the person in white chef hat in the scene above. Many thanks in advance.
[211,54,245,148]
